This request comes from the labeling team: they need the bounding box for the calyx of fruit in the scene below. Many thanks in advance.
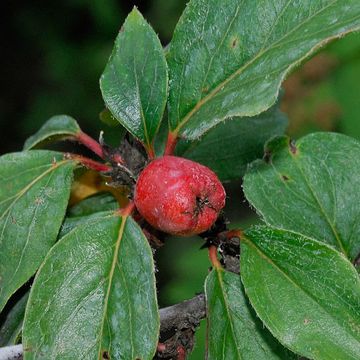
[134,156,226,236]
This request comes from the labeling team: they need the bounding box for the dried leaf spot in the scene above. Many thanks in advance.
[230,36,240,49]
[202,86,209,94]
[289,139,298,155]
[102,350,110,359]
[35,197,44,205]
[263,150,272,164]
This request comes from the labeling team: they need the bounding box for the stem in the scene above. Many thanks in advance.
[111,153,125,165]
[208,245,222,270]
[117,201,135,217]
[76,131,104,159]
[164,132,178,156]
[176,346,186,360]
[146,144,156,160]
[64,153,111,172]
[224,229,243,240]
[1,294,207,360]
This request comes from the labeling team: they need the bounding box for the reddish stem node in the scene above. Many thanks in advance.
[64,153,111,172]
[146,144,156,160]
[209,245,222,269]
[117,201,136,217]
[111,153,126,165]
[208,245,222,270]
[157,342,166,353]
[164,132,178,156]
[224,229,243,240]
[76,131,104,159]
[176,345,186,360]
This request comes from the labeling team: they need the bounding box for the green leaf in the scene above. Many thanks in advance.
[100,8,168,151]
[178,102,287,181]
[23,115,80,150]
[167,0,360,139]
[0,291,29,346]
[240,226,360,360]
[59,193,119,238]
[205,269,296,359]
[67,192,118,217]
[23,214,159,359]
[0,151,75,312]
[243,132,360,260]
[59,211,114,238]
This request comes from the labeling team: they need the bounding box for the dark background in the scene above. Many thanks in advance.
[1,0,360,153]
[1,1,360,358]
[0,0,187,153]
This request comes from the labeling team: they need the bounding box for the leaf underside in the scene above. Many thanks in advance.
[178,100,287,181]
[23,115,80,150]
[0,291,29,346]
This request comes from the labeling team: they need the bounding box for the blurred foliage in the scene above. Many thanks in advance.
[0,0,187,153]
[0,1,359,358]
[283,33,360,139]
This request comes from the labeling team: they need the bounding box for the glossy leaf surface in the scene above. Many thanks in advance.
[0,291,29,346]
[23,214,159,360]
[243,132,360,260]
[167,0,360,139]
[178,102,287,181]
[241,226,360,360]
[100,8,168,150]
[0,151,75,312]
[23,115,80,150]
[205,269,295,359]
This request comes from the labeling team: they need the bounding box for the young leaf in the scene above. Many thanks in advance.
[167,0,360,139]
[178,102,287,181]
[100,8,168,153]
[23,115,80,150]
[0,291,29,346]
[205,269,296,359]
[243,132,360,260]
[0,151,75,313]
[241,226,360,360]
[23,214,159,360]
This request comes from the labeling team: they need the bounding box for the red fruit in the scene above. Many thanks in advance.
[134,156,226,236]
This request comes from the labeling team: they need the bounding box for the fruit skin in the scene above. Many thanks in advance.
[134,156,226,236]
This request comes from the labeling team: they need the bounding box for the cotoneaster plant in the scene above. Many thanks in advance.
[0,1,360,360]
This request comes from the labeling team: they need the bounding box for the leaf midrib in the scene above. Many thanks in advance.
[97,214,127,360]
[290,150,347,257]
[214,269,243,360]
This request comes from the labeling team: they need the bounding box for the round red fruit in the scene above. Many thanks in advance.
[134,156,226,236]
